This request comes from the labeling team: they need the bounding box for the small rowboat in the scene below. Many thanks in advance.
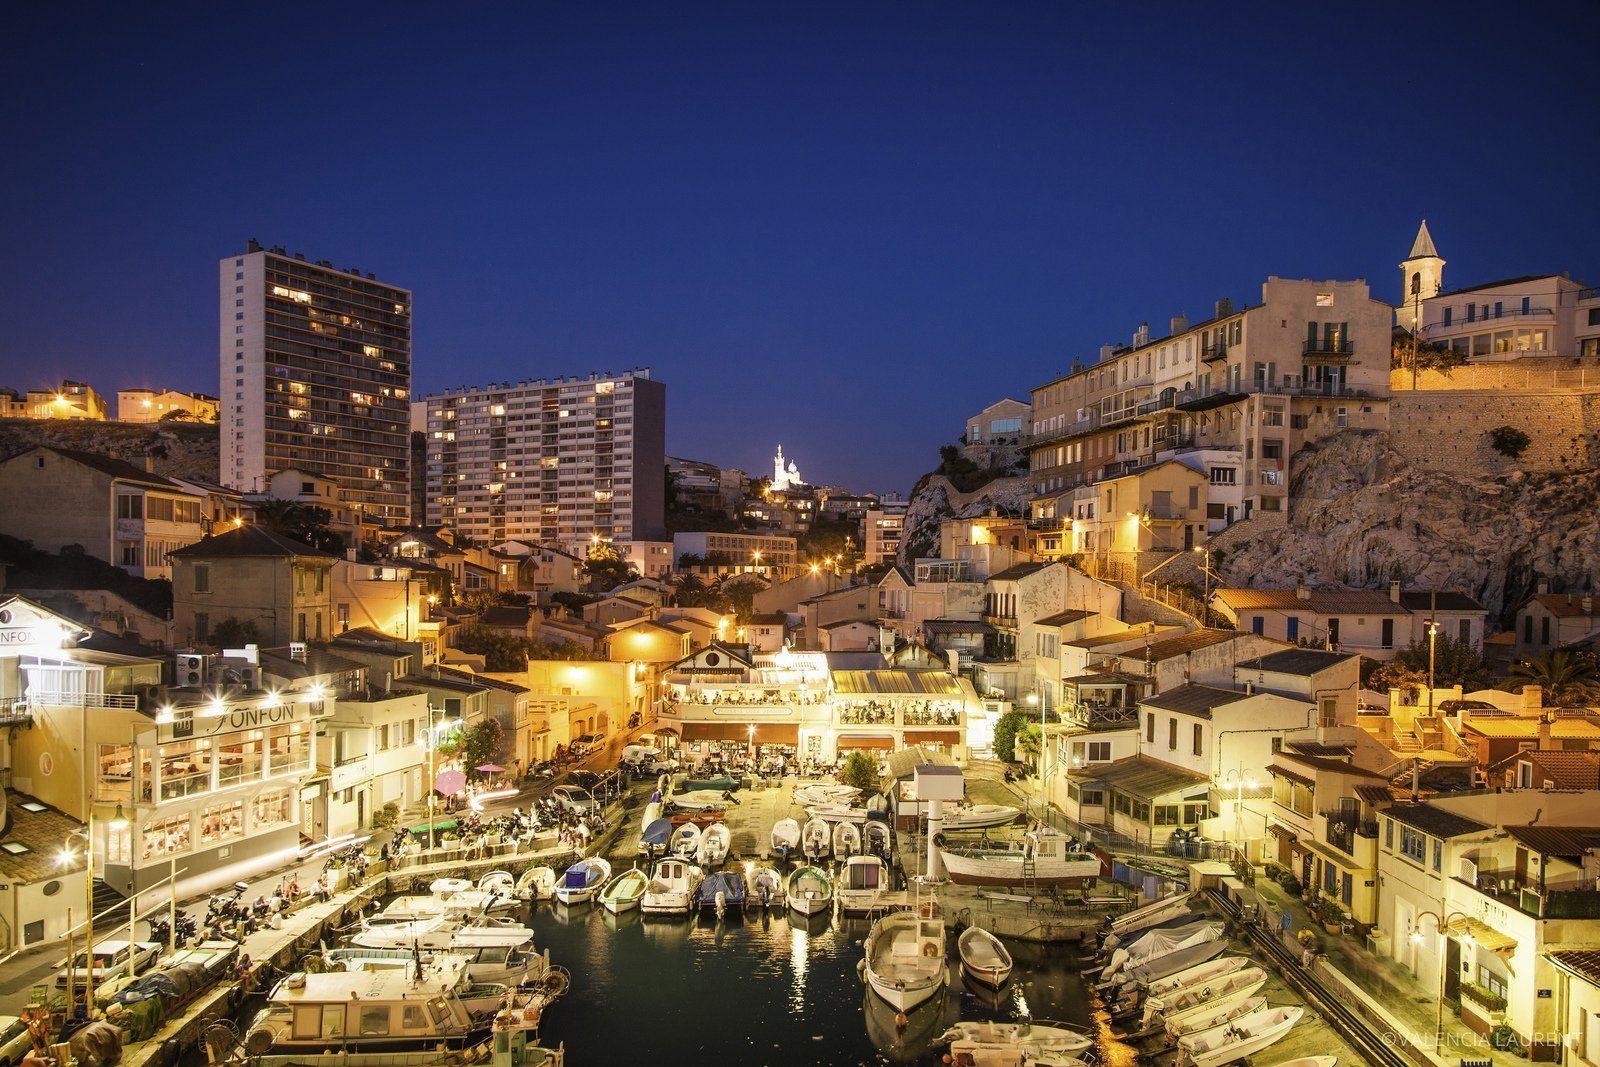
[598,868,649,914]
[957,926,1013,988]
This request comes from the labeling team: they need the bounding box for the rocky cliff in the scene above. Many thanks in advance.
[897,472,1030,564]
[0,418,220,482]
[1206,429,1600,622]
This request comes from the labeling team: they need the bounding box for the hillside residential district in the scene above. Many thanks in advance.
[0,221,1598,1066]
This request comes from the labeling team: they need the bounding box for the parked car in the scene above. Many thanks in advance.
[0,1015,34,1067]
[551,785,597,814]
[565,770,602,792]
[54,940,163,990]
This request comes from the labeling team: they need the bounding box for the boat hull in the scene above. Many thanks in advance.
[939,851,1099,887]
[866,967,945,1012]
[641,894,692,915]
[787,892,831,915]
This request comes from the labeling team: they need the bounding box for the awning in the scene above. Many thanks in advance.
[901,730,960,745]
[837,735,894,751]
[1447,916,1517,954]
[682,722,772,742]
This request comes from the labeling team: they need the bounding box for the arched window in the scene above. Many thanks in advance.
[1410,271,1421,295]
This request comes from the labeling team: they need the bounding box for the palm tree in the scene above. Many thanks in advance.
[1507,649,1600,707]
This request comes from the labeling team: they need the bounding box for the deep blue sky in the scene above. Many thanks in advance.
[3,4,1598,493]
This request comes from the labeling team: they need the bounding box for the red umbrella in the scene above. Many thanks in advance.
[434,769,467,796]
[475,763,504,773]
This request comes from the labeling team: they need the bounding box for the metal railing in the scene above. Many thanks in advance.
[0,699,32,727]
[1303,338,1354,357]
[25,690,139,709]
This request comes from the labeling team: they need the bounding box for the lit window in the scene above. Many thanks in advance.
[1316,293,1334,307]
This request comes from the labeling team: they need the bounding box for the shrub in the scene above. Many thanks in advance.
[1462,981,1508,1013]
[839,751,881,795]
[371,801,401,832]
[1488,425,1531,458]
[1488,1024,1523,1053]
[1276,872,1303,897]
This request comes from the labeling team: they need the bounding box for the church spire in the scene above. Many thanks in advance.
[1407,219,1439,260]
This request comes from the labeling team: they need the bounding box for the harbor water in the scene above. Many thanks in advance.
[524,897,1133,1066]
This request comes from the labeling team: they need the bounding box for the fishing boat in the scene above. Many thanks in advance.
[1101,891,1194,946]
[641,858,703,915]
[639,817,672,858]
[552,857,612,906]
[1136,956,1256,1021]
[794,783,860,807]
[598,868,649,914]
[836,855,890,914]
[351,915,536,951]
[694,871,747,917]
[319,943,552,986]
[696,822,730,867]
[832,820,861,858]
[1177,1005,1303,1067]
[428,871,518,913]
[863,821,892,857]
[749,865,785,908]
[1145,965,1266,1028]
[1165,995,1268,1040]
[785,865,835,916]
[957,926,1013,988]
[939,828,1100,888]
[801,816,832,862]
[939,804,1022,831]
[937,1021,1092,1062]
[863,986,949,1062]
[670,821,702,860]
[771,818,801,860]
[241,967,551,1056]
[862,904,946,1012]
[1098,919,1222,980]
[516,867,556,902]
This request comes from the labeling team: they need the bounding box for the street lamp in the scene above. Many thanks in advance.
[1412,909,1473,1054]
[1192,545,1214,624]
[1426,621,1439,721]
[58,803,129,1012]
[1222,768,1258,859]
[427,707,460,850]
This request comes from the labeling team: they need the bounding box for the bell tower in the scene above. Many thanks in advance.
[1399,219,1445,332]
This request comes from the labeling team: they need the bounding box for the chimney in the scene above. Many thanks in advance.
[1538,712,1552,751]
[1296,582,1311,601]
[1133,323,1150,347]
[1214,297,1234,318]
[1585,595,1595,615]
[143,455,155,473]
[1524,685,1544,713]
[1538,579,1550,594]
[1389,580,1402,604]
[1098,344,1114,363]
[1170,314,1189,336]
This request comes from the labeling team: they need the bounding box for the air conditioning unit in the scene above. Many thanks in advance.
[219,663,260,689]
[175,653,210,688]
[1459,857,1479,884]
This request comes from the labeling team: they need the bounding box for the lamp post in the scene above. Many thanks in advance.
[1223,768,1258,861]
[59,802,128,1013]
[1426,621,1439,721]
[427,706,459,850]
[1192,545,1214,625]
[1412,908,1473,1054]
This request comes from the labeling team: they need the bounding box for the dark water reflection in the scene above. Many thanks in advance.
[529,899,1124,1065]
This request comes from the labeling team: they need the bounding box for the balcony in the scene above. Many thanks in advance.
[1457,869,1600,919]
[1319,809,1378,857]
[26,690,139,710]
[1303,338,1355,359]
[1201,342,1229,363]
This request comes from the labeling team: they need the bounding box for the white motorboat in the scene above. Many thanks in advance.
[1137,956,1256,1022]
[938,1021,1092,1061]
[430,871,519,913]
[516,866,556,901]
[940,828,1100,888]
[1166,995,1269,1040]
[750,865,785,908]
[552,857,612,906]
[957,927,1013,988]
[319,943,552,986]
[864,821,892,856]
[771,818,801,861]
[939,804,1022,831]
[832,820,861,858]
[1100,919,1222,980]
[696,822,730,868]
[794,784,860,807]
[1147,967,1267,1029]
[670,822,703,860]
[837,855,890,915]
[785,865,834,916]
[863,905,946,1012]
[1101,891,1195,946]
[351,915,536,951]
[805,803,869,823]
[668,789,728,811]
[801,817,832,862]
[641,858,703,915]
[1123,938,1227,987]
[1178,1005,1302,1067]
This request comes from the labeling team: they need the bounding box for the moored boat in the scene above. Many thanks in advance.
[939,828,1100,888]
[598,868,649,914]
[957,926,1013,988]
[552,857,612,906]
[1165,995,1268,1040]
[641,858,703,915]
[750,865,785,907]
[517,866,556,901]
[351,915,536,951]
[801,816,832,862]
[937,1020,1092,1062]
[1099,919,1222,980]
[785,865,834,916]
[319,943,551,986]
[770,818,801,861]
[640,817,672,858]
[694,871,747,917]
[696,822,730,867]
[1136,956,1256,1022]
[1101,891,1195,946]
[1122,938,1227,987]
[832,820,861,858]
[1177,1005,1302,1067]
[938,804,1022,831]
[670,821,702,860]
[863,905,946,1012]
[836,855,890,915]
[863,821,892,857]
[1145,965,1266,1028]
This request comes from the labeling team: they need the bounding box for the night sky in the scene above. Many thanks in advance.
[3,4,1598,493]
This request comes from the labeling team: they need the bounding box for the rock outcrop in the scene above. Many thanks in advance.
[0,418,220,482]
[1208,429,1600,622]
[898,473,1030,564]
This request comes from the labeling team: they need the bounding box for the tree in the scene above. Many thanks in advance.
[1015,722,1043,765]
[450,623,530,671]
[463,717,508,779]
[584,541,637,591]
[1392,328,1468,388]
[722,574,768,620]
[993,709,1029,763]
[798,515,862,572]
[1368,631,1494,692]
[1508,649,1600,707]
[209,617,261,648]
[550,590,597,615]
[1488,425,1532,459]
[839,751,881,796]
[253,499,344,554]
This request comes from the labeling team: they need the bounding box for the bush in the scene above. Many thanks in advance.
[1276,872,1303,897]
[371,801,400,832]
[993,709,1029,763]
[1488,1024,1523,1053]
[1461,981,1508,1013]
[839,751,881,795]
[1488,425,1531,458]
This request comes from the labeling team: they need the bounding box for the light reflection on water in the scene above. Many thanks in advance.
[526,899,1117,1065]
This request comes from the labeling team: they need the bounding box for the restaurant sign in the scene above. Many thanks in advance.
[159,696,329,742]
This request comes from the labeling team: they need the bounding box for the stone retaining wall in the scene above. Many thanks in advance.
[1389,389,1600,473]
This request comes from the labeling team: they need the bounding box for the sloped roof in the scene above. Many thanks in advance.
[1035,609,1096,627]
[1355,784,1396,808]
[433,665,529,694]
[1461,715,1600,740]
[1385,802,1491,839]
[922,618,994,635]
[257,646,366,681]
[1503,825,1600,858]
[1493,749,1600,790]
[18,445,188,490]
[1236,648,1357,677]
[1121,628,1247,662]
[989,562,1053,583]
[1141,684,1253,718]
[1216,587,1405,614]
[1550,950,1600,989]
[1407,219,1439,259]
[747,612,789,626]
[1274,752,1392,780]
[1522,593,1600,619]
[832,669,962,696]
[1080,755,1209,799]
[1397,590,1486,613]
[820,617,877,631]
[170,524,335,560]
[0,792,83,883]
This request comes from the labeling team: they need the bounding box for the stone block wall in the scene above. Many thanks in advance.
[1389,389,1600,473]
